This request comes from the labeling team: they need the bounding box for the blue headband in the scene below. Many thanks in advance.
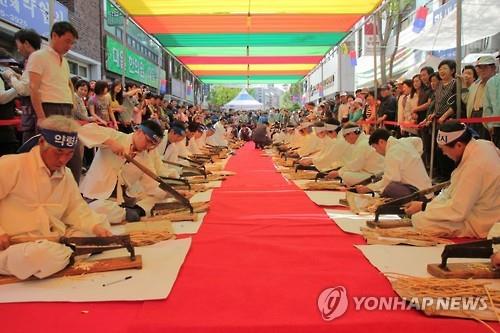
[139,125,162,144]
[171,126,186,136]
[40,128,78,149]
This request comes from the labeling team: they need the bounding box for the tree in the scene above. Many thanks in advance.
[248,88,257,99]
[375,0,413,84]
[207,86,241,108]
[280,82,301,109]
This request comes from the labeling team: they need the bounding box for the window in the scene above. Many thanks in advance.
[79,65,88,78]
[68,60,90,80]
[68,61,78,76]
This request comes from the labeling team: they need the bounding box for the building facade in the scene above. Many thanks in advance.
[0,0,102,80]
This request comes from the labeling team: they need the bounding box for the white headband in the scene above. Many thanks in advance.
[437,128,466,145]
[313,126,326,133]
[324,124,339,131]
[342,127,361,135]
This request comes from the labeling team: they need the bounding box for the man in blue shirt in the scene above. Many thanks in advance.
[481,55,500,147]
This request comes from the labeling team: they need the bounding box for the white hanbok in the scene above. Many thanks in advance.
[338,133,384,186]
[367,137,431,193]
[0,146,109,279]
[412,140,500,238]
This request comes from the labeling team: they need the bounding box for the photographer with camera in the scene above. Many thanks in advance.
[1,29,42,144]
[0,48,23,155]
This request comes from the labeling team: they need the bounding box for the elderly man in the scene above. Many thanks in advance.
[326,123,384,186]
[482,55,500,147]
[466,56,497,140]
[297,119,349,172]
[157,122,188,177]
[0,116,111,280]
[187,123,205,155]
[79,120,177,218]
[337,92,350,123]
[296,122,323,157]
[355,128,432,198]
[405,121,500,238]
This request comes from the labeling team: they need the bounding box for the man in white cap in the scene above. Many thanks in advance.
[482,55,500,147]
[325,122,384,186]
[405,121,500,238]
[0,115,111,280]
[337,92,350,123]
[466,55,497,140]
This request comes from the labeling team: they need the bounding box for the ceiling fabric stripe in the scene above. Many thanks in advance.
[116,0,382,83]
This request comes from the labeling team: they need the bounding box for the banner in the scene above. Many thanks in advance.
[0,0,68,38]
[363,18,380,57]
[105,35,159,88]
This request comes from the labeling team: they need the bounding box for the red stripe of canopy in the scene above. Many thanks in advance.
[178,56,323,65]
[191,70,311,76]
[133,14,361,34]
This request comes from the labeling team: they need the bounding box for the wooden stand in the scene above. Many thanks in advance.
[0,255,142,285]
[427,262,500,279]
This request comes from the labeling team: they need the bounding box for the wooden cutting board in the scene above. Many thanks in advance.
[427,262,500,279]
[302,181,345,191]
[0,255,142,285]
[143,212,198,222]
[366,219,413,229]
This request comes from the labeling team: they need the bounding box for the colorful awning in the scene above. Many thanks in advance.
[116,0,382,84]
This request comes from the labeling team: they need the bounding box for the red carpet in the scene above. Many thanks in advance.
[1,143,495,333]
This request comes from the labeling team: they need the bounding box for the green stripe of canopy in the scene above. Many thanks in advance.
[156,32,346,47]
[168,46,332,57]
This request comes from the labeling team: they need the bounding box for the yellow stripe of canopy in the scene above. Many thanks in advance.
[117,0,381,15]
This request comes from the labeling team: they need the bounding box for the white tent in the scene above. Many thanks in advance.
[223,89,263,111]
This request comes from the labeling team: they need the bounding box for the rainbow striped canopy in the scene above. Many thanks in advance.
[116,0,382,84]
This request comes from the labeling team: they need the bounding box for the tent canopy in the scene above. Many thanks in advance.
[223,89,263,110]
[400,0,500,51]
[116,0,382,84]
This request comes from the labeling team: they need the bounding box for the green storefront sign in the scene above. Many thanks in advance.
[106,0,124,26]
[105,36,159,88]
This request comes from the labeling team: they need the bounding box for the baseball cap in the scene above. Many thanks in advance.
[475,55,496,66]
